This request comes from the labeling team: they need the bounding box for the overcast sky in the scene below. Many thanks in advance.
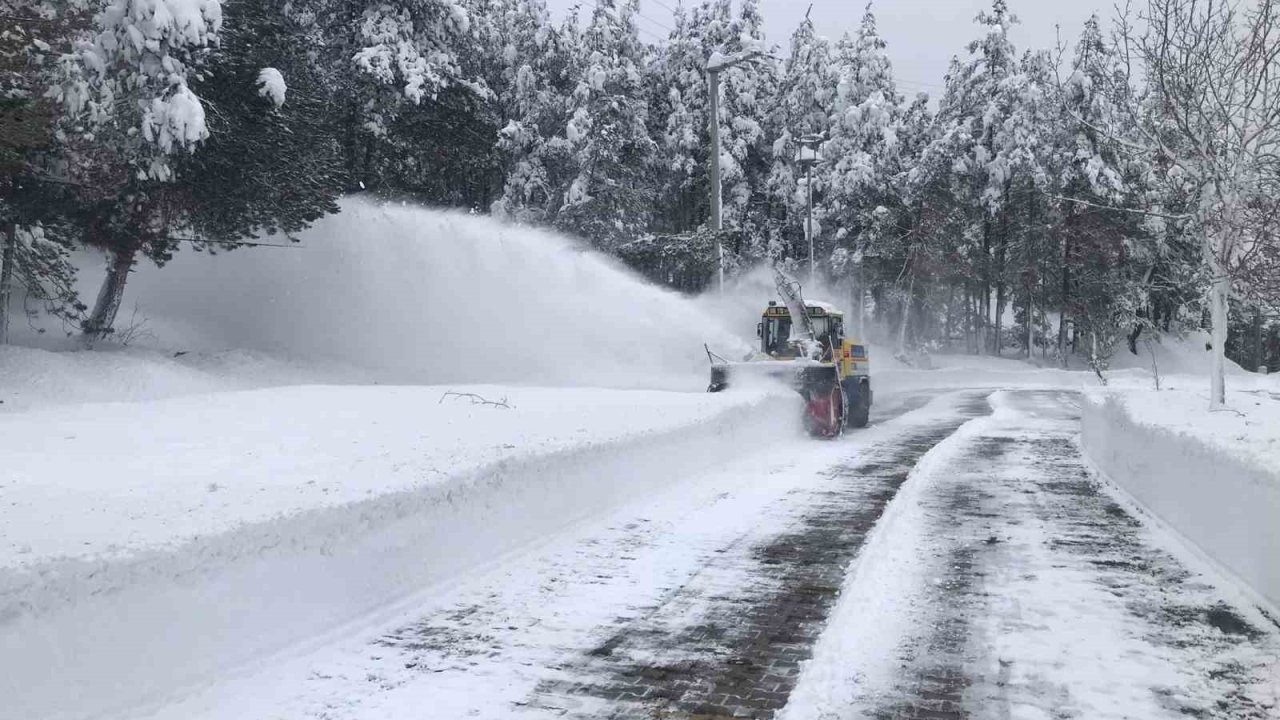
[545,0,1109,97]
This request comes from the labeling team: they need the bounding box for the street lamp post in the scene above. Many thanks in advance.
[707,49,767,294]
[796,133,823,285]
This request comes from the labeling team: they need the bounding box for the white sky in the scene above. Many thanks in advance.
[545,0,1106,97]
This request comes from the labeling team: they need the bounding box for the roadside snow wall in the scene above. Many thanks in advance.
[0,392,793,720]
[1081,396,1280,613]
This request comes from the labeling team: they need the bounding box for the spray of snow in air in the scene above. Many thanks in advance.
[116,198,752,389]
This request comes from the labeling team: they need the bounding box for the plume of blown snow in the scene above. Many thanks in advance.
[97,198,751,390]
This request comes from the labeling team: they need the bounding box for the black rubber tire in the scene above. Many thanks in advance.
[846,379,871,428]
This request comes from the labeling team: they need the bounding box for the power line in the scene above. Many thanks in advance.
[635,24,666,43]
[634,10,674,33]
[589,0,671,42]
[894,76,946,90]
[646,0,679,15]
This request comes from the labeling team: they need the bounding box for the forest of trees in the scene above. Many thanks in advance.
[2,0,1279,387]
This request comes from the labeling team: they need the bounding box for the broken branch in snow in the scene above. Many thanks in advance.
[439,391,514,409]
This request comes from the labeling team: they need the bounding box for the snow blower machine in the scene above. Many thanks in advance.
[706,270,872,438]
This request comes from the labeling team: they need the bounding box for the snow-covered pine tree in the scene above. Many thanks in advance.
[554,0,656,250]
[0,2,90,341]
[347,0,473,131]
[42,0,225,337]
[486,0,578,224]
[716,0,777,258]
[765,13,836,270]
[927,0,1021,354]
[51,0,224,182]
[174,0,346,247]
[647,1,707,235]
[993,48,1087,361]
[1049,15,1152,369]
[821,6,906,340]
[295,0,485,198]
[824,7,900,232]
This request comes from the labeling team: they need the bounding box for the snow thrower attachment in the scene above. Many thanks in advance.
[707,272,872,438]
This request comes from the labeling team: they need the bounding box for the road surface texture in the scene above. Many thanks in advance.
[149,389,1280,720]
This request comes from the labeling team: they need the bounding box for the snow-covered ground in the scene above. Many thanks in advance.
[1061,329,1280,613]
[68,386,1274,720]
[1082,384,1280,614]
[0,373,795,720]
[96,388,981,720]
[787,390,1280,720]
[3,201,1277,720]
[5,339,1277,720]
[0,201,791,720]
[0,344,368,411]
[0,383,787,565]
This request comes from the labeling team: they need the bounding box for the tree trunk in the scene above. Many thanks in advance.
[0,222,15,345]
[980,218,991,354]
[994,201,1010,358]
[945,284,955,348]
[1058,231,1070,368]
[980,284,990,355]
[897,273,915,356]
[1253,308,1263,372]
[83,246,138,338]
[853,264,865,340]
[1026,295,1034,359]
[966,284,976,354]
[1208,268,1229,410]
[994,282,1005,358]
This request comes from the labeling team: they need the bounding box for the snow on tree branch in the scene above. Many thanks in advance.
[49,0,224,179]
[256,67,285,108]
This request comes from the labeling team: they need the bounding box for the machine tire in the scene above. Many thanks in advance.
[803,383,845,439]
[845,378,871,428]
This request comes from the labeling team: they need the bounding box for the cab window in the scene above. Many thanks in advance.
[764,317,791,354]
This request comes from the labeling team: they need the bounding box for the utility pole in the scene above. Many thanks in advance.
[707,49,768,294]
[857,258,865,339]
[806,161,813,282]
[796,133,823,286]
[708,66,723,294]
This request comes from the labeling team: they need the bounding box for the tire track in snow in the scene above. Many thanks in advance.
[135,391,966,720]
[523,393,994,719]
[862,390,1280,720]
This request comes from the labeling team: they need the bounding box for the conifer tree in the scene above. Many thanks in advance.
[555,0,656,249]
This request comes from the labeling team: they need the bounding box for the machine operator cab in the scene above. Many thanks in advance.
[758,301,865,363]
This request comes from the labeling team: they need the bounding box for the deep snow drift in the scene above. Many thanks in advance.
[41,199,750,391]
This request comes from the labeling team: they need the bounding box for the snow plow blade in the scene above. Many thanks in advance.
[707,360,839,394]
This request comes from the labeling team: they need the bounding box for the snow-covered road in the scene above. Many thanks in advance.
[137,388,1280,720]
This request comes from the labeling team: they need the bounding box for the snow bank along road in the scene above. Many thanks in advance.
[0,385,794,720]
[135,387,1280,720]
